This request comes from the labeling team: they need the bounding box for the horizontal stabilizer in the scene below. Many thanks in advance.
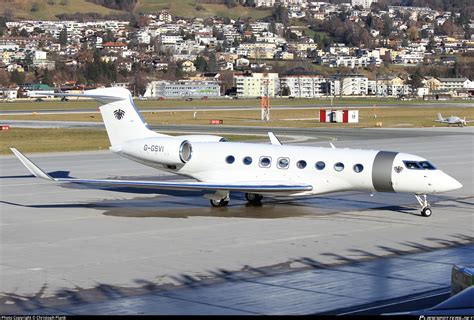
[54,87,161,146]
[54,88,130,105]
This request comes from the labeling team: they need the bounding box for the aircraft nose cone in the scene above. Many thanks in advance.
[442,175,463,192]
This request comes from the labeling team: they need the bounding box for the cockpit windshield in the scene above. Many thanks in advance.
[403,161,436,170]
[418,161,436,170]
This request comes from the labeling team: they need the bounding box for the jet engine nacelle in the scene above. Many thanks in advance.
[119,137,193,166]
[175,135,227,143]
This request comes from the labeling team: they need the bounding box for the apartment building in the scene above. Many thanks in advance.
[255,0,276,8]
[438,78,472,92]
[234,72,280,97]
[368,79,412,97]
[394,52,425,64]
[351,0,377,9]
[340,75,369,96]
[281,74,328,98]
[238,43,278,59]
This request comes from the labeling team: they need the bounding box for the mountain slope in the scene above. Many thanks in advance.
[0,0,122,20]
[0,0,271,20]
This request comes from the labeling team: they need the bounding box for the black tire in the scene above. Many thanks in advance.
[245,193,263,203]
[210,199,229,207]
[421,207,432,217]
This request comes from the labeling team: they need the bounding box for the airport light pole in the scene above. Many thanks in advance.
[261,73,270,121]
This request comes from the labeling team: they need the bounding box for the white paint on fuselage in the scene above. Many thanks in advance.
[391,153,462,194]
[114,139,461,197]
[179,142,376,195]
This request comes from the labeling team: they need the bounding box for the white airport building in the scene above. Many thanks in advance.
[144,80,221,99]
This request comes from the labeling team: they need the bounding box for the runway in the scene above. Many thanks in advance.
[1,100,473,115]
[1,127,473,314]
[2,119,473,141]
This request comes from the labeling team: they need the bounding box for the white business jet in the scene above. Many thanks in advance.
[11,87,462,217]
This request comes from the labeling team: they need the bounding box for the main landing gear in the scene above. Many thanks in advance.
[207,191,230,207]
[245,193,263,205]
[210,198,229,207]
[415,194,432,217]
[208,193,264,207]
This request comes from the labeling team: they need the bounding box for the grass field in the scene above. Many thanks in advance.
[2,107,474,128]
[1,0,121,20]
[1,128,110,154]
[138,0,271,19]
[0,97,469,112]
[1,0,272,20]
[0,128,259,154]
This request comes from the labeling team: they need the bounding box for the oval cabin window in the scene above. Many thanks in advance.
[334,162,345,172]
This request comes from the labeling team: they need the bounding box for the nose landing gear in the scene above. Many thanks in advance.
[415,194,432,217]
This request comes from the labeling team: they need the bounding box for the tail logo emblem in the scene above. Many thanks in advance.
[114,109,125,120]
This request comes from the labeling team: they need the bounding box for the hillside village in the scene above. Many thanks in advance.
[0,0,473,100]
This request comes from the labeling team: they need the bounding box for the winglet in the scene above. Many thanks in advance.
[268,132,282,145]
[330,143,336,149]
[10,148,55,181]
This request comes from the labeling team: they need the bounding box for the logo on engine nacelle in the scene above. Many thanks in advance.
[114,109,125,120]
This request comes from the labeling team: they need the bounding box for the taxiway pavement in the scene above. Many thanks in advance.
[1,127,473,314]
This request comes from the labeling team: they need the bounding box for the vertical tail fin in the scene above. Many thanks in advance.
[56,87,165,146]
[437,113,444,121]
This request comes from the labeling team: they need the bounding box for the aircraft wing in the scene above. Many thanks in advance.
[434,120,448,123]
[11,148,312,193]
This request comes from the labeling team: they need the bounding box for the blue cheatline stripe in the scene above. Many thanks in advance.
[128,95,150,128]
[56,178,313,191]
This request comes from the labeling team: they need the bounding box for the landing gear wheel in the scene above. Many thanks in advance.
[415,194,432,217]
[245,193,263,203]
[210,199,229,207]
[421,207,432,217]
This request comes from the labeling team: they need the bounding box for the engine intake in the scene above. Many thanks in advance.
[179,140,192,163]
[119,137,193,166]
